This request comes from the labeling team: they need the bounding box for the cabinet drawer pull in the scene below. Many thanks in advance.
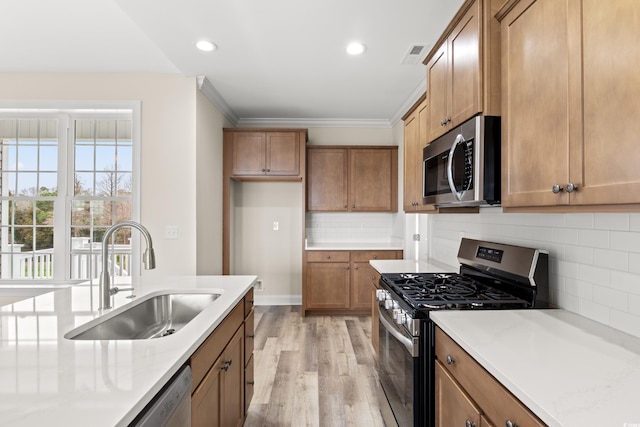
[465,420,476,427]
[221,359,233,371]
[247,381,255,386]
[247,335,255,339]
[446,355,455,365]
[505,421,518,427]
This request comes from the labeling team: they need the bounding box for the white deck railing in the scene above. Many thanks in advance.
[3,238,132,280]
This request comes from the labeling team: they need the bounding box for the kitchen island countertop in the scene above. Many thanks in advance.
[0,275,256,427]
[430,309,640,427]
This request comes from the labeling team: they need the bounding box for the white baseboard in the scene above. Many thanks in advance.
[253,294,302,306]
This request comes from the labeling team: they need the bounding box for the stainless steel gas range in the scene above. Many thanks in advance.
[376,238,549,427]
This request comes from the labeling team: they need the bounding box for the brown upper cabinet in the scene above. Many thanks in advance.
[498,0,640,209]
[424,0,501,143]
[224,128,308,180]
[403,95,437,213]
[307,146,398,212]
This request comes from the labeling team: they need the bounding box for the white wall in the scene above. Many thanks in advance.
[196,90,233,275]
[0,73,211,277]
[419,209,640,339]
[232,182,303,304]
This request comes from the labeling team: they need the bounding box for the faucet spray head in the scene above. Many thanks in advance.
[143,248,156,270]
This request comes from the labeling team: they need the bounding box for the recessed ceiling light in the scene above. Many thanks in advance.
[346,42,366,55]
[196,40,217,52]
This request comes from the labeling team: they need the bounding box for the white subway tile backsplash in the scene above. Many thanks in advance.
[593,248,628,272]
[577,229,610,248]
[427,211,640,339]
[610,230,640,253]
[610,270,640,296]
[594,213,629,231]
[591,284,628,311]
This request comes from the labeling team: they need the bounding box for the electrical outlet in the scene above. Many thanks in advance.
[254,280,264,291]
[273,221,279,231]
[413,234,420,241]
[164,226,178,239]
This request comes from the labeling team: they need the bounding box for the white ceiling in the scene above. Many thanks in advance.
[2,0,465,126]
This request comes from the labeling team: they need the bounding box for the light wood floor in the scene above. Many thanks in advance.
[244,306,386,427]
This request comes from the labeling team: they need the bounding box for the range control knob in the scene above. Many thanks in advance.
[385,299,394,310]
[396,312,407,325]
[376,289,386,301]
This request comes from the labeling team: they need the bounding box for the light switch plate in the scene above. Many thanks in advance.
[164,226,178,239]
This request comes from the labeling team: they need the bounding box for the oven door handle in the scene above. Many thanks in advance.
[377,303,419,357]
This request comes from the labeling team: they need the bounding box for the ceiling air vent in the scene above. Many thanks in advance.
[401,43,430,65]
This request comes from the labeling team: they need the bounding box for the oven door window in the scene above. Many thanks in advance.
[378,305,415,427]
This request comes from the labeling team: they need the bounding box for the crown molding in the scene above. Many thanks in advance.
[389,78,427,127]
[196,76,238,126]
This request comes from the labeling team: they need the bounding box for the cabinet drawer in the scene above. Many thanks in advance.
[306,250,350,262]
[244,288,254,317]
[351,250,401,262]
[191,301,244,392]
[435,327,545,427]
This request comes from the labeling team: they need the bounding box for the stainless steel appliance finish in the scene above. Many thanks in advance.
[132,365,192,427]
[376,238,549,427]
[422,115,500,207]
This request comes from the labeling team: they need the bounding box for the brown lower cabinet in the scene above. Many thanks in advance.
[302,249,402,316]
[435,327,545,427]
[190,290,253,427]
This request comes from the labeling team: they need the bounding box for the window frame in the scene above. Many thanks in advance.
[0,101,141,283]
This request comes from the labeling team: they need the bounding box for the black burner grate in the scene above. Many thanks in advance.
[382,272,530,311]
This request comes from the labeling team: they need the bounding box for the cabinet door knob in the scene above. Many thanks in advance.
[566,182,578,193]
[346,266,350,270]
[446,355,455,365]
[247,335,255,339]
[266,169,271,172]
[247,381,255,386]
[373,255,378,259]
[261,168,266,173]
[343,205,348,208]
[551,184,564,194]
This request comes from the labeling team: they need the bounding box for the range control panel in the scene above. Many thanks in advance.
[476,246,504,263]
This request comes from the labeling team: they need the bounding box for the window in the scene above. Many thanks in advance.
[0,108,138,282]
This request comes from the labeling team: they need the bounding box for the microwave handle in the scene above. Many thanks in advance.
[447,134,465,201]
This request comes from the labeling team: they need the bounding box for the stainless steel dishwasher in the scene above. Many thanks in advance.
[131,365,192,427]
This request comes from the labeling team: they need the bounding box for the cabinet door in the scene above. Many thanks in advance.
[449,0,481,128]
[351,262,376,310]
[266,132,300,176]
[307,148,348,211]
[403,107,420,212]
[572,0,640,205]
[500,0,571,207]
[349,148,397,212]
[192,356,223,427]
[426,43,450,141]
[232,132,266,176]
[221,326,244,427]
[435,361,482,427]
[305,262,350,308]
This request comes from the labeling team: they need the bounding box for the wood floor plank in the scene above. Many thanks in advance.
[245,307,385,427]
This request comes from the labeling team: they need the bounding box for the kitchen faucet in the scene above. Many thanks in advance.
[100,221,156,309]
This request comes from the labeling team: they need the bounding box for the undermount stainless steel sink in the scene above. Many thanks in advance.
[65,291,221,340]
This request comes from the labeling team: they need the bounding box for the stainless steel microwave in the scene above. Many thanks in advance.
[422,115,501,207]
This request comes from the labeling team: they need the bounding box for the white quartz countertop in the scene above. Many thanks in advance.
[430,309,640,427]
[369,259,456,274]
[305,241,404,251]
[0,275,257,427]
